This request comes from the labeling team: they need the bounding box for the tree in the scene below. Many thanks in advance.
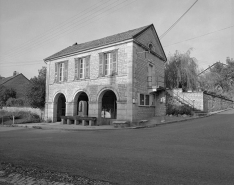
[199,57,234,100]
[26,66,46,109]
[0,88,16,107]
[165,49,199,91]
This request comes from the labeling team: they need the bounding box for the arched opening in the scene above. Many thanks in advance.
[56,93,66,121]
[101,90,117,120]
[74,92,89,116]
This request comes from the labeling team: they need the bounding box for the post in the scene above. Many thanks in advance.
[13,116,15,125]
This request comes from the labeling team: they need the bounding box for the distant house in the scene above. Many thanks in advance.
[44,24,167,125]
[0,71,31,100]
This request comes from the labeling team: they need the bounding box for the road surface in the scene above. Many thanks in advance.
[0,109,234,184]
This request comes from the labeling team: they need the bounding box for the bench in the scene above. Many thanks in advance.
[112,120,130,128]
[60,116,97,126]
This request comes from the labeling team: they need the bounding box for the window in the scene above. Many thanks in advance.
[54,61,68,83]
[58,63,64,82]
[140,94,145,105]
[104,52,112,75]
[74,56,90,80]
[138,93,151,106]
[99,50,117,77]
[148,43,155,53]
[148,64,153,87]
[79,58,85,79]
[138,94,154,106]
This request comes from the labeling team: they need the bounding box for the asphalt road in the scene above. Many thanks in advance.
[0,109,234,185]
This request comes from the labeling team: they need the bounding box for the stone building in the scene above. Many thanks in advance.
[44,24,167,125]
[0,72,31,102]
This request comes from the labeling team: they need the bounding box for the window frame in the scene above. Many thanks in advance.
[104,52,112,76]
[99,49,118,77]
[58,62,65,82]
[138,93,154,107]
[79,58,85,79]
[74,55,90,80]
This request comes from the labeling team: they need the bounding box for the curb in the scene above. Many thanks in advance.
[131,108,234,129]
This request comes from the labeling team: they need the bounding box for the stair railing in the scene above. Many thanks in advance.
[175,92,195,110]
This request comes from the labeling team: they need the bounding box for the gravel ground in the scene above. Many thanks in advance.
[0,162,115,185]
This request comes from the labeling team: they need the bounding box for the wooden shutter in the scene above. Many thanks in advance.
[112,49,118,74]
[99,53,104,77]
[54,63,58,83]
[64,61,68,82]
[74,58,79,80]
[85,56,90,78]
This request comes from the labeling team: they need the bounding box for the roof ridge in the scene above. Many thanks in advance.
[75,24,151,47]
[44,24,152,61]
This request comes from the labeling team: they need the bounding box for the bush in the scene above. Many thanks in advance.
[6,98,25,107]
[0,88,16,107]
[17,111,40,123]
[1,110,41,124]
[166,104,192,116]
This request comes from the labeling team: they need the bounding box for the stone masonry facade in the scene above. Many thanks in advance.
[44,24,167,125]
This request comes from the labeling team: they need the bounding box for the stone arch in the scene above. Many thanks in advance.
[97,87,119,125]
[73,90,89,116]
[53,92,67,122]
[97,87,120,103]
[72,89,90,103]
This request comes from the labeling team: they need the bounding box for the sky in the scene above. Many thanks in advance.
[0,0,233,79]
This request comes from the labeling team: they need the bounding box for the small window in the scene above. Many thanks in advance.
[138,94,152,106]
[140,94,145,105]
[148,43,153,52]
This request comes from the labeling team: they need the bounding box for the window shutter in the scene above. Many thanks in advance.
[112,49,118,74]
[85,56,90,78]
[99,53,104,77]
[74,58,79,80]
[64,61,68,82]
[54,63,58,83]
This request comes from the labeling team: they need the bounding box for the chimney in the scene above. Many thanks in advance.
[13,71,18,76]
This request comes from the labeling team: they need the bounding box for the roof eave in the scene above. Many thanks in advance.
[133,40,166,62]
[44,38,134,62]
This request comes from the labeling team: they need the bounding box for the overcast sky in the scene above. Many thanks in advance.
[0,0,233,79]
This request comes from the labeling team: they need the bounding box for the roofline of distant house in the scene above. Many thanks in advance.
[0,73,31,85]
[44,38,166,62]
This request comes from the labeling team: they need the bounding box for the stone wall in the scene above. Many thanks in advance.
[131,43,165,123]
[45,41,133,123]
[168,88,233,112]
[203,92,233,112]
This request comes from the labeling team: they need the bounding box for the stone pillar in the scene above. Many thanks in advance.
[52,102,57,122]
[116,101,127,120]
[88,101,99,125]
[66,102,75,116]
[45,102,54,121]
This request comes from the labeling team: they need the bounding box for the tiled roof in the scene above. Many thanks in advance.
[44,24,152,61]
[0,74,28,85]
[0,76,14,85]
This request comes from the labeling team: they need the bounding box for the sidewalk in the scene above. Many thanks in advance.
[1,108,233,131]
